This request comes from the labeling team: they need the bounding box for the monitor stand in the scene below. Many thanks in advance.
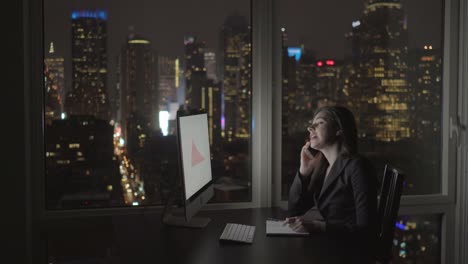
[162,192,211,228]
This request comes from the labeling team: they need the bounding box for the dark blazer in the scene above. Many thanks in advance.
[288,154,377,235]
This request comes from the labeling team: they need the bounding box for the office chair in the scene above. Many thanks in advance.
[375,164,405,264]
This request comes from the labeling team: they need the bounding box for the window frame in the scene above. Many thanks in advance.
[29,0,275,219]
[270,0,463,263]
[455,0,468,262]
[25,0,467,263]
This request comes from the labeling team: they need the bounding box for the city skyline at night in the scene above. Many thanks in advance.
[44,0,441,95]
[42,1,443,262]
[44,3,255,209]
[279,0,442,199]
[43,0,444,206]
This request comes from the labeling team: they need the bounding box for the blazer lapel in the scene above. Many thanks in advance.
[318,156,350,201]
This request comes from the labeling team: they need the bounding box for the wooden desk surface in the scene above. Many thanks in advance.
[42,208,371,264]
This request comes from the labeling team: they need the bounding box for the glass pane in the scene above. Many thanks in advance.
[393,214,442,263]
[44,0,252,209]
[279,0,443,198]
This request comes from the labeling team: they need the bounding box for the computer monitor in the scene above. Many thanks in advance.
[162,109,214,228]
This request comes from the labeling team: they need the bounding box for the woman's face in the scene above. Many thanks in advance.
[307,111,338,150]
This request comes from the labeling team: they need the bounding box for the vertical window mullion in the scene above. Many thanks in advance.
[252,0,274,207]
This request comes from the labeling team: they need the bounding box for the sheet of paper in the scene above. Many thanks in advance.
[266,220,309,236]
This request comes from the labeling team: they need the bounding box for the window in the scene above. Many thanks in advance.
[44,0,252,209]
[275,0,453,262]
[24,0,464,262]
[393,214,442,263]
[278,0,444,199]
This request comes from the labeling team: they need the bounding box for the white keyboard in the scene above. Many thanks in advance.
[219,223,255,244]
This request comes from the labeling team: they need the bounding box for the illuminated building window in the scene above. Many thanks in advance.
[69,143,80,149]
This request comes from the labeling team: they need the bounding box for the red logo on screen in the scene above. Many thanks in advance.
[191,140,205,167]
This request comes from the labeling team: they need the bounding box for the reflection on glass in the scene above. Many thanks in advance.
[279,0,443,198]
[393,214,441,263]
[44,1,251,209]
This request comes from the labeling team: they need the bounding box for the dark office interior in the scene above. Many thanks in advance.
[7,0,468,263]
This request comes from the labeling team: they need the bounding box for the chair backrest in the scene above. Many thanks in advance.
[376,164,405,262]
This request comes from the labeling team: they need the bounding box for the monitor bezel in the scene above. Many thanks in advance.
[175,109,214,220]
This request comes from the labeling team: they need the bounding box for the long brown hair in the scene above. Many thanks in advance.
[307,106,358,192]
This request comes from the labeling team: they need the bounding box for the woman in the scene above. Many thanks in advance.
[285,106,377,238]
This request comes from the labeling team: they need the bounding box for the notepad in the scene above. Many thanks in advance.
[265,219,310,236]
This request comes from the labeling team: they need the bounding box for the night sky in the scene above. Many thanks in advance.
[278,0,443,58]
[44,0,442,92]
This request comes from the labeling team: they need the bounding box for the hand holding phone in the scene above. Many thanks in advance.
[300,142,318,176]
[307,146,319,157]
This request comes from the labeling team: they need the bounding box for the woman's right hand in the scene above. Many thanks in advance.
[299,141,317,176]
[283,216,325,233]
[283,216,306,232]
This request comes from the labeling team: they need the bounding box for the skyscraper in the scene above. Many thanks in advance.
[66,10,110,120]
[350,0,411,142]
[184,36,207,111]
[44,42,65,116]
[202,79,222,146]
[46,115,120,209]
[408,46,442,141]
[204,49,218,82]
[314,59,344,107]
[281,45,318,136]
[118,34,157,154]
[220,14,251,142]
[44,64,62,125]
[158,56,179,112]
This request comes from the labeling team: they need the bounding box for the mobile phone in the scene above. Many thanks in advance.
[308,146,319,156]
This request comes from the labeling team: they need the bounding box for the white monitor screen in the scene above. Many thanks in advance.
[178,113,212,200]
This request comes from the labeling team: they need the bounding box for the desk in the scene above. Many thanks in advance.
[41,208,371,264]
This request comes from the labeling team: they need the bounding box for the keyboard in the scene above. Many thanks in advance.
[219,223,256,244]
